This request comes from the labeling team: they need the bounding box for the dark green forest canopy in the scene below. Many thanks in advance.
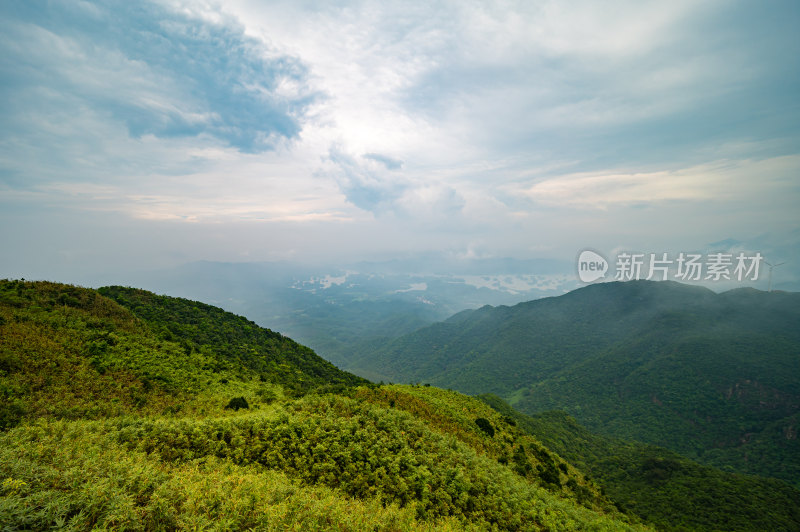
[479,394,800,532]
[97,285,367,393]
[346,280,800,486]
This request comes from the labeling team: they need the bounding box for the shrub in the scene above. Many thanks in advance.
[475,417,495,437]
[225,397,249,411]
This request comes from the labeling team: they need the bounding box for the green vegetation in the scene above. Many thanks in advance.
[351,385,618,514]
[97,285,367,395]
[0,280,645,530]
[347,281,800,486]
[4,278,797,530]
[480,394,800,532]
[1,419,439,531]
[1,280,190,428]
[0,280,362,431]
[474,417,495,437]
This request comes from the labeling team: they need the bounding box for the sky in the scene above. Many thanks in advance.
[1,0,799,283]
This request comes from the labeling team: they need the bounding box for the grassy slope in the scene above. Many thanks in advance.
[353,385,620,515]
[0,280,643,531]
[0,280,364,429]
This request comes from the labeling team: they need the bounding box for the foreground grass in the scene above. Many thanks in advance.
[1,418,467,531]
[1,397,647,531]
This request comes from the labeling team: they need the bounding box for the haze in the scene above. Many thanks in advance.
[1,0,798,287]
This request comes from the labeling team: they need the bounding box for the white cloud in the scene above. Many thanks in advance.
[1,0,798,280]
[519,155,800,209]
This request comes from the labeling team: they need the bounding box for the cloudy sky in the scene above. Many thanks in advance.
[1,0,798,282]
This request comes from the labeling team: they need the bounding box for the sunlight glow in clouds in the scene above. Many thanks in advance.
[0,0,798,280]
[521,156,800,209]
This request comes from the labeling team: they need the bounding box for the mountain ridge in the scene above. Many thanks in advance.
[0,279,647,531]
[339,280,800,486]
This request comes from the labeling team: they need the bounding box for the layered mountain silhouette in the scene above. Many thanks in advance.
[341,280,800,486]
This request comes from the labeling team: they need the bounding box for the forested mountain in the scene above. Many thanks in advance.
[479,395,800,532]
[3,279,799,530]
[341,281,800,486]
[0,279,363,431]
[0,280,644,530]
[97,285,366,396]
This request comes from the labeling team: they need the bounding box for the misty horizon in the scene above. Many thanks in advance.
[1,1,798,287]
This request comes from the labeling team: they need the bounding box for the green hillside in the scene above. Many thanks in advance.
[0,280,363,430]
[344,281,800,486]
[479,394,800,532]
[0,280,644,530]
[97,285,367,395]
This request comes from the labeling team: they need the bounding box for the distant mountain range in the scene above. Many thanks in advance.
[61,230,798,370]
[339,280,800,487]
[82,258,578,367]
